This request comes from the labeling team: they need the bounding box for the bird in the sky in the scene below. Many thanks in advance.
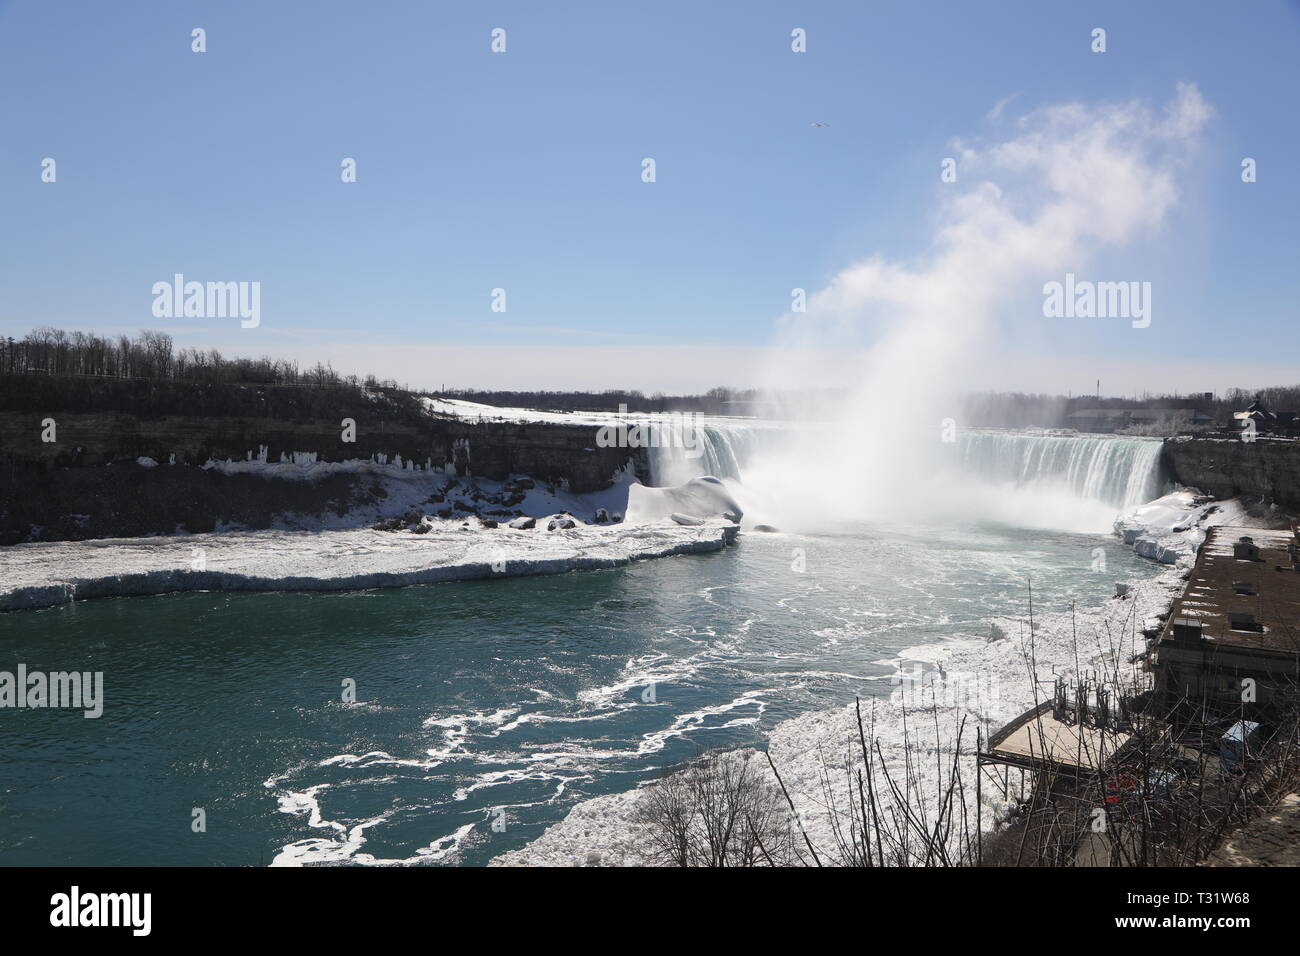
[810,122,829,127]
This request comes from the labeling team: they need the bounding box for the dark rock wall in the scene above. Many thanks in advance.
[1163,436,1300,512]
[0,411,639,491]
[0,466,382,544]
[0,410,646,543]
[441,418,645,492]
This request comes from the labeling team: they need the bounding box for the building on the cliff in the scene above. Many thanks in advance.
[1153,525,1300,721]
[1066,407,1213,433]
[1233,398,1298,435]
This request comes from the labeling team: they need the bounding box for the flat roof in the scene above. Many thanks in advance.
[985,702,1132,772]
[1161,526,1300,655]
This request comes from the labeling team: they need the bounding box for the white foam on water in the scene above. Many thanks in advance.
[490,489,1237,867]
[269,778,482,867]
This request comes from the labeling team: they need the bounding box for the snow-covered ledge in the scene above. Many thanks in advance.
[1112,490,1253,566]
[0,520,738,613]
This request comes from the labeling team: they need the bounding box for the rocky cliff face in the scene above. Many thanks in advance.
[440,418,644,492]
[0,411,640,492]
[1163,436,1300,512]
[0,408,645,543]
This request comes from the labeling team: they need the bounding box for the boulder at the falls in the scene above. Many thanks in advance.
[624,476,743,525]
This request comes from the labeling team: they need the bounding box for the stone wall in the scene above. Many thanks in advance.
[1162,436,1300,512]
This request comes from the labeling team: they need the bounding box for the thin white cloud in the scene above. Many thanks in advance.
[986,92,1021,120]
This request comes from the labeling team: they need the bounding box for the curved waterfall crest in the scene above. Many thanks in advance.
[646,420,1165,515]
[956,430,1165,508]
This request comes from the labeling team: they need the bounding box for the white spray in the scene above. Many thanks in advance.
[735,84,1212,533]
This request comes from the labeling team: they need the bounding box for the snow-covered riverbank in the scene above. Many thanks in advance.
[1111,489,1256,564]
[0,519,739,613]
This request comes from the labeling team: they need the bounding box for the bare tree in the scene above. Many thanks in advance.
[634,750,800,867]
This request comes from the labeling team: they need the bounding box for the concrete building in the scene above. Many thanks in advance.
[1153,525,1300,719]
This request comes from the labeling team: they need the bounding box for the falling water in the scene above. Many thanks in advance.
[646,422,777,487]
[955,430,1166,509]
[650,422,1164,509]
[645,419,1166,534]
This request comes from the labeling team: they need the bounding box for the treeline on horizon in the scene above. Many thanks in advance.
[3,328,1298,424]
[961,388,1300,430]
[0,326,400,389]
[0,328,763,415]
[0,328,427,420]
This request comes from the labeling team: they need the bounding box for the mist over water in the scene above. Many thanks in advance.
[649,423,1166,535]
[711,84,1209,535]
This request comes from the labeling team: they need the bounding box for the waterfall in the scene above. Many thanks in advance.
[649,424,1164,509]
[645,421,773,487]
[642,420,1166,534]
[955,430,1166,508]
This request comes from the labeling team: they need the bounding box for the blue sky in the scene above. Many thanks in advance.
[1,0,1297,393]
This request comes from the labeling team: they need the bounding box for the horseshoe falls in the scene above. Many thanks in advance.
[955,430,1165,509]
[647,423,1168,535]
